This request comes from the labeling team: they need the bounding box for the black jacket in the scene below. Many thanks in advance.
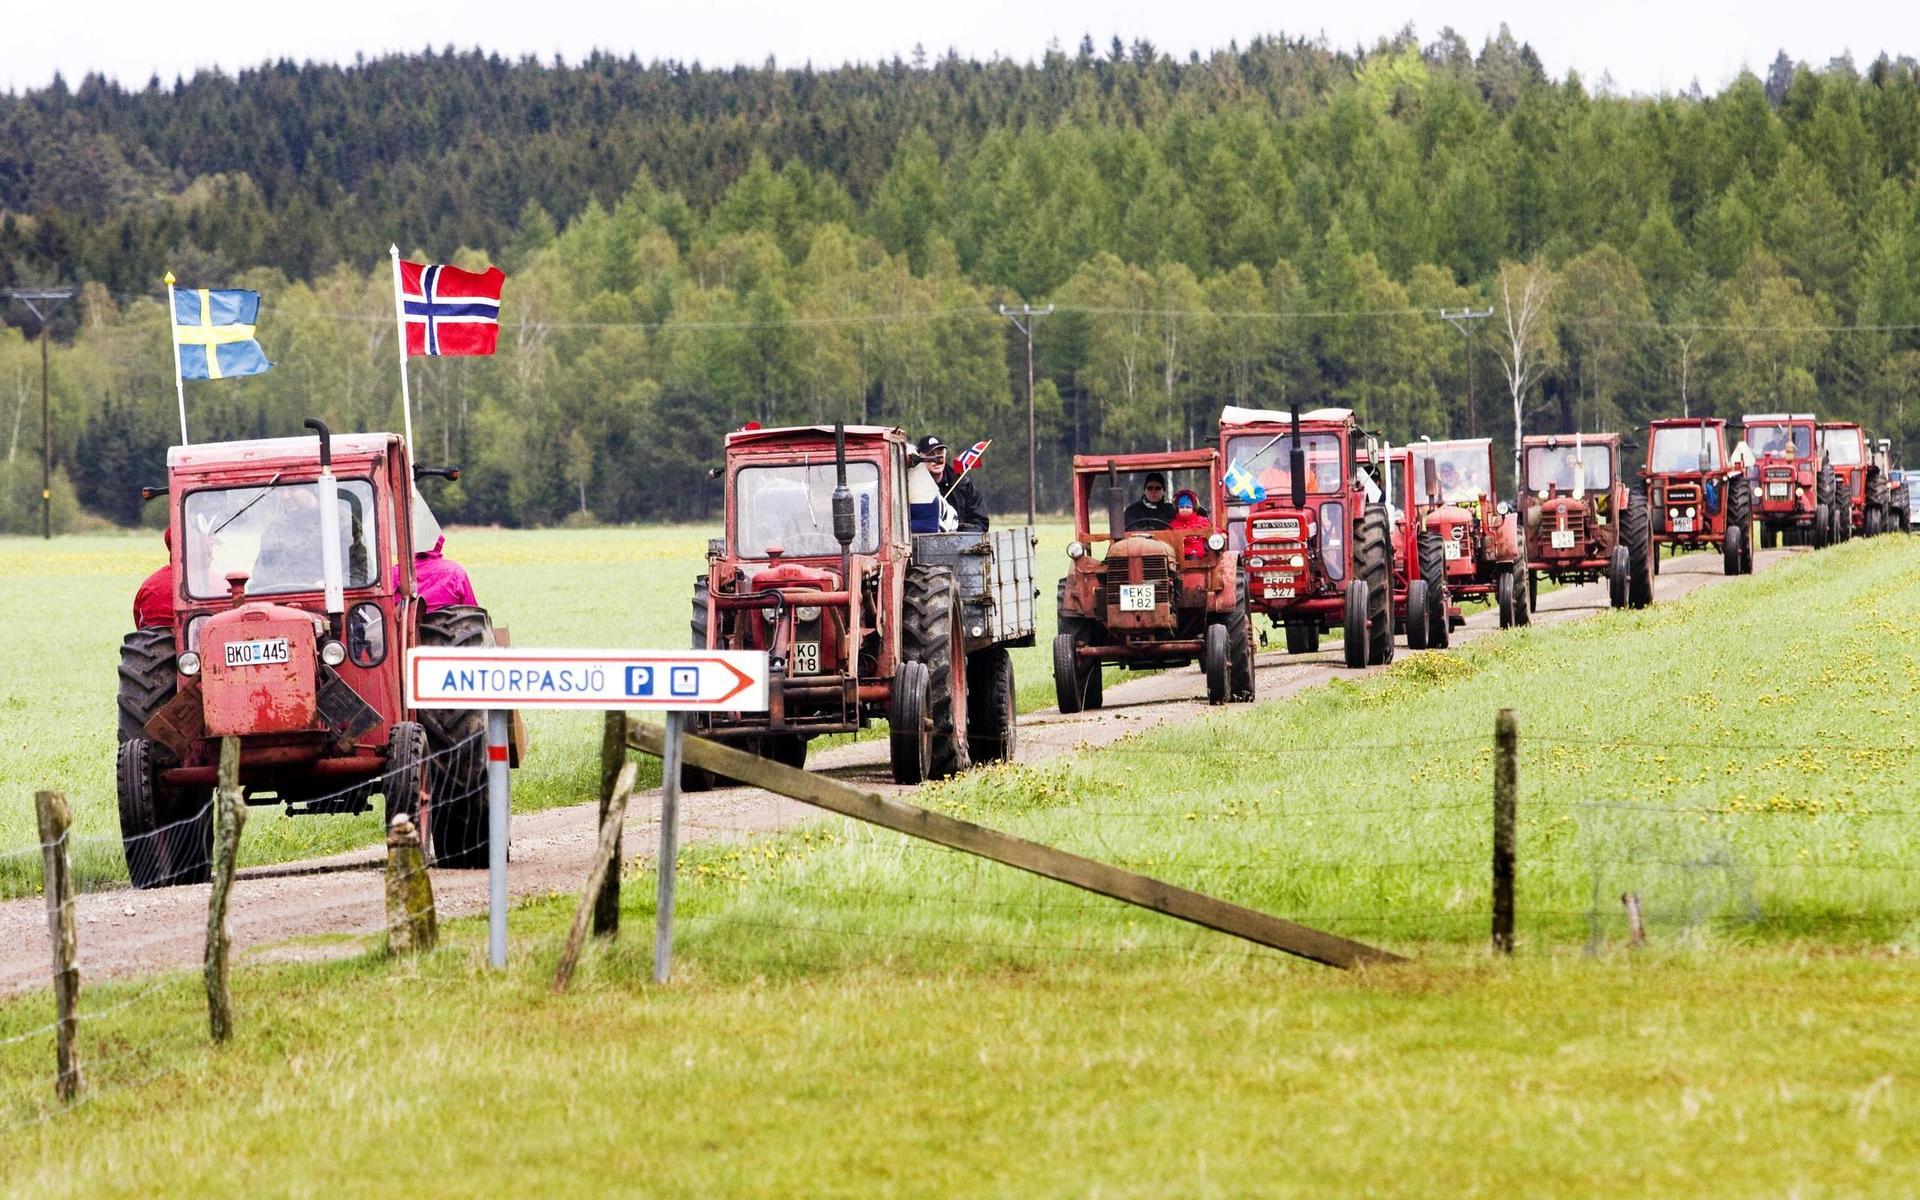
[1123,497,1176,531]
[941,468,990,532]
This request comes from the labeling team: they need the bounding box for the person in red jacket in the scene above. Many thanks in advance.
[133,528,175,628]
[1169,488,1211,559]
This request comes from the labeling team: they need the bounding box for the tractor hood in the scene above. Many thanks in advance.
[197,602,328,736]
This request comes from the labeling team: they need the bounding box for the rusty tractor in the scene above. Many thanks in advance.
[689,423,1035,786]
[1375,446,1456,651]
[1818,421,1871,542]
[1519,432,1653,611]
[1642,417,1753,576]
[1879,444,1912,534]
[1741,413,1836,548]
[1054,450,1253,709]
[1407,438,1528,628]
[117,419,502,888]
[1220,404,1397,669]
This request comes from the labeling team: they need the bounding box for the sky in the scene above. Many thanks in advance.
[5,0,1919,97]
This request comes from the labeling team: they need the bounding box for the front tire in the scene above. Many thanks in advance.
[1226,569,1255,702]
[1202,623,1230,705]
[888,661,931,784]
[1406,580,1430,651]
[1343,580,1368,669]
[966,647,1017,763]
[383,722,431,859]
[1357,504,1394,666]
[1624,489,1654,608]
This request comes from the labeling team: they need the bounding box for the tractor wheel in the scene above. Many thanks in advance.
[1342,580,1368,669]
[764,735,809,770]
[1416,531,1450,649]
[1358,504,1394,666]
[117,737,211,889]
[417,605,495,868]
[1406,580,1430,651]
[1722,521,1744,576]
[1496,571,1515,628]
[383,722,431,858]
[1304,623,1321,652]
[117,627,178,744]
[1625,489,1654,608]
[1202,623,1230,705]
[904,565,969,779]
[965,647,1017,764]
[1727,476,1752,567]
[1052,632,1087,715]
[888,661,931,784]
[1608,546,1630,609]
[1427,573,1451,649]
[1866,505,1883,538]
[691,574,710,648]
[1226,569,1255,702]
[1283,623,1308,655]
[1813,502,1830,549]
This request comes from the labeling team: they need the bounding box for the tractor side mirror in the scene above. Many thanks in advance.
[140,485,166,502]
[414,465,461,482]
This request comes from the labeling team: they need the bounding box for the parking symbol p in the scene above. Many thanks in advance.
[670,666,699,697]
[625,666,654,697]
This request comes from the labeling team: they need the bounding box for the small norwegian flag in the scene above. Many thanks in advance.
[954,439,991,474]
[400,261,504,356]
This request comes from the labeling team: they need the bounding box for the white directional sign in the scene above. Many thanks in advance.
[406,647,769,711]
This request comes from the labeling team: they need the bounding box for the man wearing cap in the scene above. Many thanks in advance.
[1123,472,1178,531]
[916,435,989,532]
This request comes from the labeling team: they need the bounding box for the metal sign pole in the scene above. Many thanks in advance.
[654,711,684,984]
[486,709,510,968]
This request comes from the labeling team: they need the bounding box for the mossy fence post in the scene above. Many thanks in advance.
[35,789,81,1101]
[1492,708,1517,955]
[385,813,437,955]
[205,736,247,1042]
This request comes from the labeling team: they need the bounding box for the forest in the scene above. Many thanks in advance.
[3,26,1920,530]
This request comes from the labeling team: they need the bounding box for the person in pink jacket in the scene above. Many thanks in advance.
[412,535,478,610]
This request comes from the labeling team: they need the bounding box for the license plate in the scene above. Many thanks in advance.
[1442,541,1462,560]
[1767,483,1789,498]
[1267,585,1296,598]
[1550,530,1575,549]
[792,641,820,674]
[225,637,289,668]
[1118,584,1156,612]
[1672,517,1694,533]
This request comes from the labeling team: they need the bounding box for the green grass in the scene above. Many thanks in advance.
[0,523,1080,894]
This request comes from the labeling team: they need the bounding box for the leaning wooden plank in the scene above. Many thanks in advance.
[627,722,1402,970]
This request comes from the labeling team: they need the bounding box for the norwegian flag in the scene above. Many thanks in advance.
[400,261,504,356]
[953,439,991,475]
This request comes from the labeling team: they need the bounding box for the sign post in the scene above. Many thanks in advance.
[406,647,769,974]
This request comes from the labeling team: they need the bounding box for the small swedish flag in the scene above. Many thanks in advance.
[1224,458,1266,503]
[170,282,272,380]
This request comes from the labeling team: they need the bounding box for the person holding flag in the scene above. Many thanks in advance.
[917,434,990,531]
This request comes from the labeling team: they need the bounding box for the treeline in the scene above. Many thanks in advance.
[4,29,1920,531]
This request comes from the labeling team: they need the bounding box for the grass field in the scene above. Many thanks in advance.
[3,535,1920,1194]
[0,523,1079,894]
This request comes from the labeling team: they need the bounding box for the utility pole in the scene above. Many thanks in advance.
[998,303,1053,526]
[1440,307,1493,439]
[4,289,78,540]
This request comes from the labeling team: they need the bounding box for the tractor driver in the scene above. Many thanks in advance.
[1124,473,1177,531]
[251,485,366,594]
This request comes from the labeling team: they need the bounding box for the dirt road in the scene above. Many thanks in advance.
[0,547,1793,995]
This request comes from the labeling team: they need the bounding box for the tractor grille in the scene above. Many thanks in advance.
[1102,555,1172,609]
[1539,506,1590,554]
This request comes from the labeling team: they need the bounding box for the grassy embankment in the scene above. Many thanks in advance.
[3,536,1920,1194]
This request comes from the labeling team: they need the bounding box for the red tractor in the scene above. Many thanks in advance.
[1818,421,1897,538]
[1053,450,1254,709]
[1741,413,1836,548]
[1220,404,1397,669]
[1519,432,1653,610]
[1407,438,1528,628]
[1873,439,1911,534]
[689,423,1035,786]
[1375,446,1456,651]
[118,419,499,888]
[1642,417,1753,576]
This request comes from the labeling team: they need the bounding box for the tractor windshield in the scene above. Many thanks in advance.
[183,480,378,600]
[1525,445,1613,492]
[1822,429,1864,466]
[1747,424,1810,459]
[1649,427,1722,473]
[1223,433,1343,500]
[735,461,882,558]
[1409,445,1492,503]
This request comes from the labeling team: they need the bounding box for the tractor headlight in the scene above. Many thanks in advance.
[1496,501,1512,516]
[1207,533,1227,551]
[795,605,821,622]
[1685,506,1696,518]
[1796,486,1805,498]
[178,651,201,677]
[320,639,348,667]
[1249,556,1266,569]
[1291,554,1305,568]
[1537,489,1549,500]
[1066,540,1086,559]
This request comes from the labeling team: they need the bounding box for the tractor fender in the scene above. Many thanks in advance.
[1059,562,1103,620]
[1205,550,1244,614]
[1482,509,1522,563]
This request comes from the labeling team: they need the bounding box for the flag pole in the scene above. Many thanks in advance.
[388,244,416,460]
[164,271,189,444]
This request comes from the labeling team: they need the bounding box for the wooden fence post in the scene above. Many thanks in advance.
[1622,892,1646,947]
[554,759,637,993]
[204,737,247,1043]
[594,711,627,937]
[1492,708,1517,955]
[385,813,437,955]
[35,790,81,1102]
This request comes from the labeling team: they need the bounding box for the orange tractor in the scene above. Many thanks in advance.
[1220,404,1397,668]
[1053,450,1254,708]
[1742,413,1836,548]
[1519,432,1653,610]
[1642,417,1753,575]
[1407,438,1528,628]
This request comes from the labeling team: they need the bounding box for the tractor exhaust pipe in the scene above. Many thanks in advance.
[831,422,855,588]
[304,418,345,622]
[1288,402,1306,511]
[1107,461,1126,538]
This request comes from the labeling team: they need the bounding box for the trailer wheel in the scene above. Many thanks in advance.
[1608,546,1630,609]
[1406,580,1430,651]
[1625,489,1654,608]
[383,722,430,858]
[888,661,931,784]
[1226,569,1255,702]
[1202,624,1230,705]
[905,565,969,779]
[1342,580,1368,669]
[966,647,1016,763]
[117,627,178,744]
[417,605,495,868]
[1358,504,1394,666]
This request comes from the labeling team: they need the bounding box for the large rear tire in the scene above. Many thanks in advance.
[1625,489,1654,608]
[117,627,177,744]
[383,722,430,859]
[1358,504,1394,666]
[888,661,931,784]
[1405,580,1430,651]
[417,605,494,868]
[904,565,969,779]
[965,647,1017,763]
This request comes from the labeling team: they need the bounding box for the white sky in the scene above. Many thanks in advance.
[5,0,1918,97]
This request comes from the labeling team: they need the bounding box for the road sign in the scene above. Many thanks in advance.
[404,648,769,711]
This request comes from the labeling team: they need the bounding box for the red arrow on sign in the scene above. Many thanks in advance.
[713,657,756,705]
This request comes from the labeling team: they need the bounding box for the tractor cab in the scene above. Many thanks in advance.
[1520,431,1652,610]
[118,420,500,888]
[1818,422,1869,539]
[1643,418,1752,575]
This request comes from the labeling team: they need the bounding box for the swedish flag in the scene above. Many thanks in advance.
[1224,458,1266,503]
[171,286,271,380]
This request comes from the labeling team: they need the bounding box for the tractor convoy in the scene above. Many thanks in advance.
[111,403,1907,886]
